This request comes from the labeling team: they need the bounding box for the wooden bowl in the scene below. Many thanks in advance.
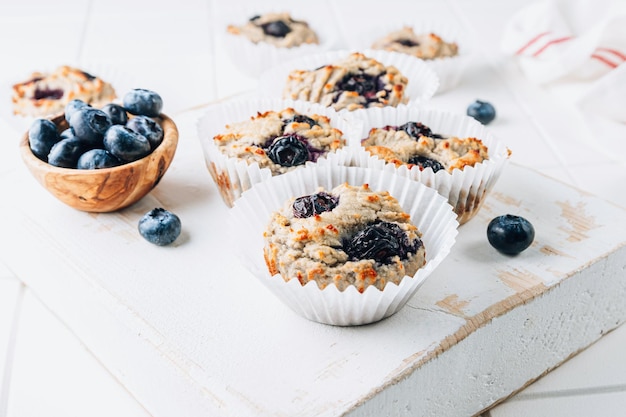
[20,113,178,212]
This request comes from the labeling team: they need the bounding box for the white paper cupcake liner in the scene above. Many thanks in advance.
[222,7,339,78]
[257,49,440,110]
[351,105,511,225]
[229,164,459,326]
[196,98,363,207]
[351,21,473,93]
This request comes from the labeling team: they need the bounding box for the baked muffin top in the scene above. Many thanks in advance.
[12,65,116,117]
[263,183,426,292]
[371,27,459,60]
[283,52,409,112]
[227,12,319,48]
[361,121,488,173]
[212,107,345,175]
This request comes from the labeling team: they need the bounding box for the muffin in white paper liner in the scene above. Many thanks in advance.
[1,62,136,134]
[257,49,440,110]
[353,105,511,225]
[229,164,458,326]
[223,9,338,78]
[197,98,362,207]
[359,21,473,93]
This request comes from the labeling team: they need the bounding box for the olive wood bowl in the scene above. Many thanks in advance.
[20,113,178,213]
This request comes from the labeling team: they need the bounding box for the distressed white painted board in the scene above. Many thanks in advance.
[1,108,625,417]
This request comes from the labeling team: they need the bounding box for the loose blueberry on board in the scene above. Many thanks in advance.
[103,125,152,162]
[400,121,433,139]
[261,20,291,37]
[407,155,445,173]
[126,115,164,150]
[343,221,421,264]
[487,214,535,255]
[292,192,339,218]
[101,103,129,126]
[64,99,90,123]
[69,107,112,146]
[28,118,60,161]
[267,135,310,167]
[283,114,318,128]
[138,208,182,246]
[76,149,121,169]
[47,137,90,168]
[123,88,163,117]
[467,100,496,125]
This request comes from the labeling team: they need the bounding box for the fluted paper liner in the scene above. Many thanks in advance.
[229,164,458,326]
[350,105,511,225]
[257,49,440,110]
[197,98,362,207]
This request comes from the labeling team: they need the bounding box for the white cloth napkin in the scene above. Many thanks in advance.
[501,0,626,122]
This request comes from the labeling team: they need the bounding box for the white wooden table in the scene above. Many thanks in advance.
[1,1,626,416]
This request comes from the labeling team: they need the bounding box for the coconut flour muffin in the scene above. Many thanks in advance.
[361,121,489,173]
[371,27,459,60]
[212,107,346,175]
[263,183,426,293]
[227,12,319,48]
[12,65,116,117]
[283,52,409,112]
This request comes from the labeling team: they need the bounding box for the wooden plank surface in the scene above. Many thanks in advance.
[1,106,625,417]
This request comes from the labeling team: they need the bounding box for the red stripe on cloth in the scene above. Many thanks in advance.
[596,47,626,61]
[532,36,573,57]
[515,31,551,55]
[591,54,619,68]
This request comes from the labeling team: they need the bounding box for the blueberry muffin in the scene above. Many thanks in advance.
[12,65,116,117]
[227,12,319,48]
[263,183,426,293]
[361,121,488,173]
[212,107,346,175]
[371,27,458,60]
[283,52,409,112]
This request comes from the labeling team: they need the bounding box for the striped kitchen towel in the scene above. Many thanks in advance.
[501,0,626,121]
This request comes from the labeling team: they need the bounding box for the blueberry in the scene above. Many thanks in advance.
[337,72,379,98]
[123,89,163,117]
[487,214,535,255]
[126,116,164,150]
[400,121,433,139]
[69,107,112,146]
[292,192,339,218]
[65,99,90,123]
[76,149,121,169]
[283,114,318,128]
[103,125,152,162]
[138,208,182,246]
[101,103,128,125]
[407,155,445,173]
[47,137,90,168]
[343,221,422,264]
[59,128,76,140]
[261,20,291,37]
[34,87,63,100]
[397,38,419,47]
[467,100,496,125]
[267,135,309,167]
[28,118,60,161]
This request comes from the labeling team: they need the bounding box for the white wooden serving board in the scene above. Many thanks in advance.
[2,108,625,417]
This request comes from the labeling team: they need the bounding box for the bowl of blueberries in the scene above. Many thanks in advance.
[20,88,178,212]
